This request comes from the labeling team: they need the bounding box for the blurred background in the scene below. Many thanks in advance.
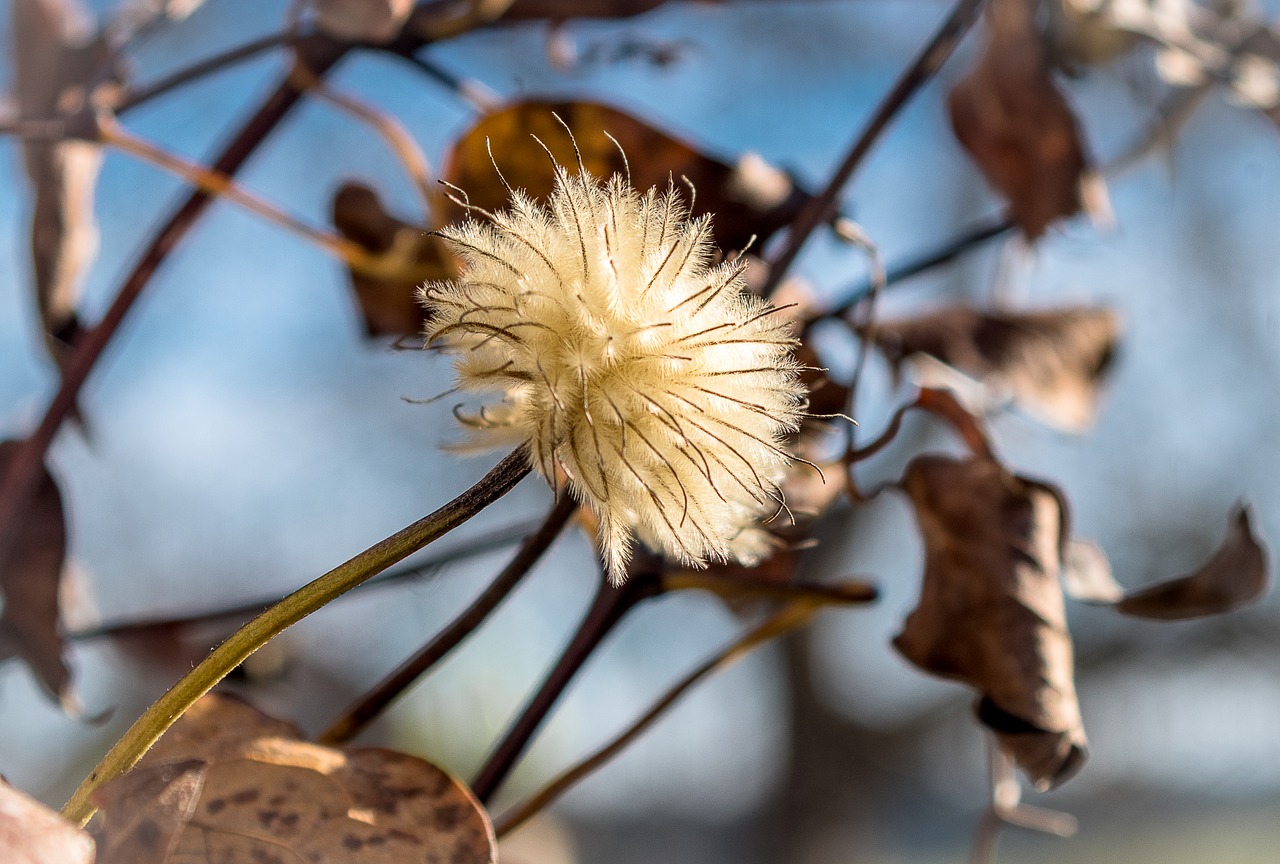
[3,1,1280,861]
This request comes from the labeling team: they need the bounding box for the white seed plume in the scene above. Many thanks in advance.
[422,166,807,582]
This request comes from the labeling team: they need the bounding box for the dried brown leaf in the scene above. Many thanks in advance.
[0,778,95,864]
[11,0,116,359]
[1064,505,1269,619]
[948,0,1090,238]
[92,693,496,864]
[441,98,810,255]
[894,453,1087,790]
[869,305,1119,432]
[0,440,73,704]
[331,182,454,337]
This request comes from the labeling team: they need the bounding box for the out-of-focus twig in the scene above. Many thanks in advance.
[761,0,988,298]
[493,601,821,838]
[318,495,578,745]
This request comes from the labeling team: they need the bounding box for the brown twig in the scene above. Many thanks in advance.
[65,517,538,643]
[115,31,296,115]
[0,35,351,584]
[318,494,578,745]
[663,572,878,606]
[493,602,821,838]
[761,0,988,299]
[470,562,663,803]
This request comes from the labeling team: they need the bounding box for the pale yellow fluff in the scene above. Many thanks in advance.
[422,167,807,582]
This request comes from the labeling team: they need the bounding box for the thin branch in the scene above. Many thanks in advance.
[98,115,381,270]
[970,740,1077,864]
[470,564,663,804]
[115,31,295,115]
[0,35,353,607]
[825,215,1014,320]
[760,0,988,298]
[493,602,820,838]
[318,494,578,745]
[288,63,438,217]
[663,572,878,607]
[61,445,531,826]
[65,518,539,643]
[387,50,501,111]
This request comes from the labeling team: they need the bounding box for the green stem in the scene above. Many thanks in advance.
[61,445,530,826]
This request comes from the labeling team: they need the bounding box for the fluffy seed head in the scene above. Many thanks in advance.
[422,165,807,582]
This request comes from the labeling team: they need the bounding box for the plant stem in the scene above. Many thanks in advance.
[493,602,821,837]
[826,215,1015,321]
[66,518,537,643]
[0,35,350,596]
[318,494,578,745]
[470,564,662,804]
[116,31,295,115]
[761,0,988,298]
[61,445,530,826]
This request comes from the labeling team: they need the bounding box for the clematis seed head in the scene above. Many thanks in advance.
[421,164,808,582]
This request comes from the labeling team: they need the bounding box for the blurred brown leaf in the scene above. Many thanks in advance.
[0,778,95,864]
[868,305,1119,432]
[441,98,811,255]
[11,0,117,360]
[331,181,454,337]
[1064,505,1269,619]
[312,0,414,42]
[894,453,1087,790]
[92,693,496,864]
[0,441,74,705]
[948,0,1090,238]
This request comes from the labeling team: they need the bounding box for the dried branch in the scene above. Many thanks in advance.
[761,0,988,298]
[317,494,578,745]
[493,601,820,838]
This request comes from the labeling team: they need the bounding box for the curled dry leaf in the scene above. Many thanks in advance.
[948,0,1091,238]
[0,441,74,706]
[867,305,1119,433]
[331,182,454,337]
[440,98,811,255]
[0,778,95,864]
[11,0,116,360]
[1064,505,1269,620]
[311,0,414,42]
[894,453,1087,790]
[91,693,496,864]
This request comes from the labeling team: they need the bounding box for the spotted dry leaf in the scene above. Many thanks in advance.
[0,778,95,864]
[894,453,1087,790]
[1064,505,1269,619]
[441,98,810,256]
[330,182,454,336]
[868,305,1119,432]
[948,0,1090,238]
[91,693,495,864]
[0,440,74,706]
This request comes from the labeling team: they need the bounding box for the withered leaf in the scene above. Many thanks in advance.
[868,305,1119,433]
[0,440,73,705]
[92,693,496,864]
[331,181,454,337]
[1064,505,1269,620]
[894,453,1087,790]
[0,778,95,864]
[12,0,116,361]
[441,98,811,255]
[948,0,1090,238]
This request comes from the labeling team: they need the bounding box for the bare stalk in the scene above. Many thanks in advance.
[318,494,578,745]
[61,446,530,826]
[761,0,988,298]
[493,602,820,838]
